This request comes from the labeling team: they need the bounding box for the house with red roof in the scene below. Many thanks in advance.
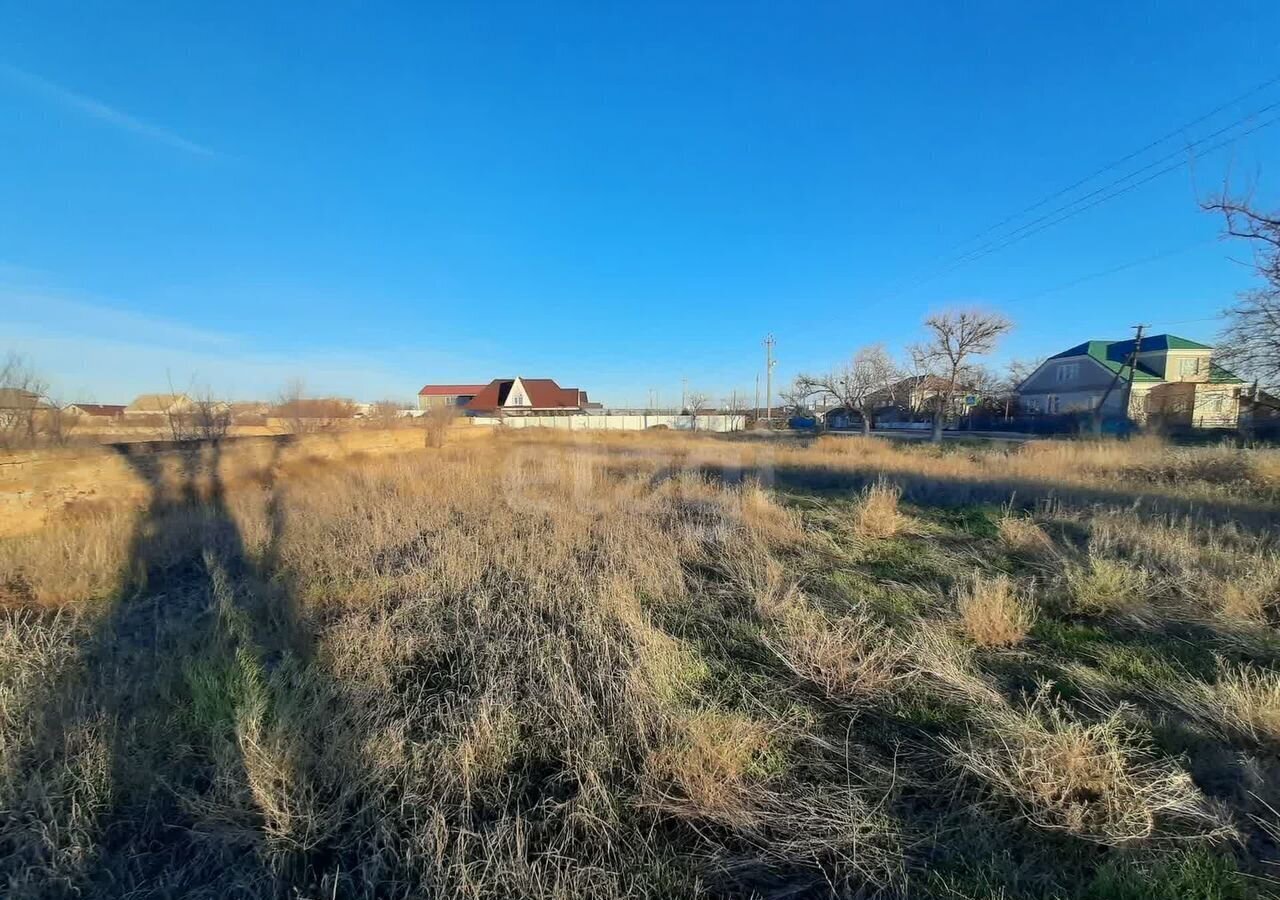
[417,384,487,412]
[464,377,590,416]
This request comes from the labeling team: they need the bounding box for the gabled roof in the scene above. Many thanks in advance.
[1050,340,1163,382]
[70,403,126,416]
[418,384,486,396]
[464,377,587,412]
[1046,334,1245,385]
[126,393,190,412]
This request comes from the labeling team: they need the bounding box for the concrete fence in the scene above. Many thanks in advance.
[470,414,746,432]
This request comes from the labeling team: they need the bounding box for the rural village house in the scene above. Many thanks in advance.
[464,377,590,416]
[125,393,195,417]
[417,384,487,411]
[67,403,126,419]
[1016,334,1243,428]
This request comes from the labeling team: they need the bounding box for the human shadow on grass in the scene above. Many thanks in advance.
[0,435,364,899]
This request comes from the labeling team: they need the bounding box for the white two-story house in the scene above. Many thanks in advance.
[1016,334,1244,428]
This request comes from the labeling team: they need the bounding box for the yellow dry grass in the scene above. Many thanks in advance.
[0,428,1274,898]
[956,573,1036,648]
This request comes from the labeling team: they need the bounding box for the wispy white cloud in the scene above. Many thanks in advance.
[1,63,217,158]
[0,275,476,404]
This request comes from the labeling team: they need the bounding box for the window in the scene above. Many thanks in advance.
[1208,396,1223,413]
[1056,363,1079,383]
[1179,358,1201,377]
[1048,395,1060,414]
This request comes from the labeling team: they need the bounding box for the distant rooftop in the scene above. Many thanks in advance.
[418,384,487,396]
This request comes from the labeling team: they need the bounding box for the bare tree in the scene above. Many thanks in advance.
[684,390,710,431]
[911,309,1013,441]
[797,343,899,436]
[276,377,311,434]
[1001,357,1045,418]
[777,380,811,418]
[721,390,749,431]
[1203,190,1280,399]
[0,352,49,450]
[424,402,459,448]
[368,399,407,428]
[189,391,232,440]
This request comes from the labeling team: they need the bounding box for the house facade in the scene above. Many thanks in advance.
[68,403,126,419]
[1017,335,1243,428]
[417,384,487,411]
[464,377,589,416]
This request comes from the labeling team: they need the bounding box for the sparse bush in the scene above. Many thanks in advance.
[424,402,459,448]
[956,573,1035,647]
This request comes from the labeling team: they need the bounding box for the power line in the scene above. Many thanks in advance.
[1002,238,1214,305]
[941,72,1280,256]
[910,111,1280,288]
[888,72,1280,294]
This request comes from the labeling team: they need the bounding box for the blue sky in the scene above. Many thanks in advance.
[2,2,1278,406]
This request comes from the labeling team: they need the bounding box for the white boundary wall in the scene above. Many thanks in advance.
[470,414,746,433]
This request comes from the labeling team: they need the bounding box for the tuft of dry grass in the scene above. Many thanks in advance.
[997,512,1054,557]
[955,573,1036,648]
[947,689,1233,845]
[1065,556,1148,616]
[765,602,908,702]
[644,710,782,826]
[854,478,905,539]
[1202,663,1280,745]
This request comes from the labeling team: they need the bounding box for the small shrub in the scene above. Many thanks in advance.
[854,479,905,539]
[956,573,1035,648]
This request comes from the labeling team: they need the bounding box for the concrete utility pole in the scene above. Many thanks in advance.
[1092,323,1147,436]
[1118,324,1147,427]
[763,334,776,422]
[754,373,760,420]
[681,378,687,414]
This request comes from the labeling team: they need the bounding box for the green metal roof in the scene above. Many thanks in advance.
[1050,339,1162,381]
[1047,333,1247,384]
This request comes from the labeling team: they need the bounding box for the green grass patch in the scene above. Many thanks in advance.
[1082,850,1249,900]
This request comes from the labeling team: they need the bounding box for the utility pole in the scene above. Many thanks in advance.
[681,377,687,414]
[1117,324,1146,429]
[1092,323,1146,436]
[764,333,776,423]
[754,373,760,420]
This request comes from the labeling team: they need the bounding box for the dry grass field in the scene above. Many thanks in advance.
[2,429,1280,898]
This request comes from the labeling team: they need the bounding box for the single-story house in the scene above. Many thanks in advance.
[125,393,194,417]
[1016,334,1243,428]
[417,384,488,411]
[0,388,48,411]
[67,403,126,419]
[464,377,590,416]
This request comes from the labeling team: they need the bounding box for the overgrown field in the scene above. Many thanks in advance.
[2,431,1280,898]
